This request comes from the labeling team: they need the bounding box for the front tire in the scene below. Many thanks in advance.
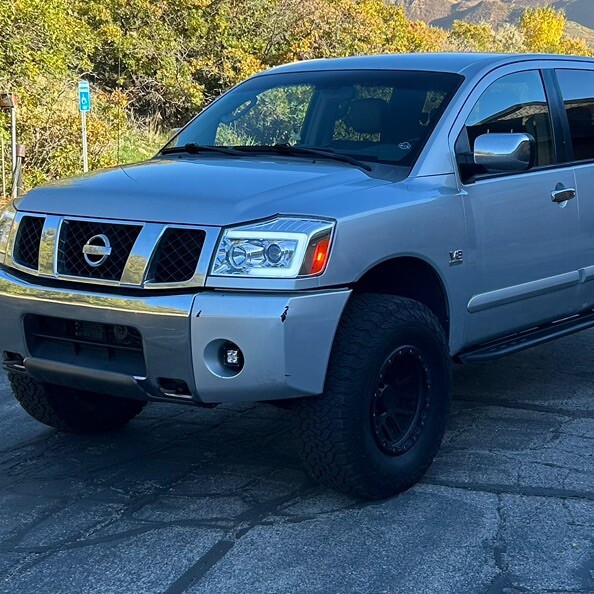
[9,373,146,433]
[295,294,452,499]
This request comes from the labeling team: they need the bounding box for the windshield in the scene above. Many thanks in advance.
[165,70,463,168]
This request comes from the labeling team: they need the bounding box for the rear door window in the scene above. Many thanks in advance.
[556,69,594,162]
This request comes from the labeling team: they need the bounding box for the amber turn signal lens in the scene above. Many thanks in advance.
[310,237,330,275]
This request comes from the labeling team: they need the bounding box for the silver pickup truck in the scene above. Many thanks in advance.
[1,53,594,498]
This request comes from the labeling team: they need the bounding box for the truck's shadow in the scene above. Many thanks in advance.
[1,330,593,512]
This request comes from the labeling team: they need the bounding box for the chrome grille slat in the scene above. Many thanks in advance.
[119,223,165,286]
[38,216,61,276]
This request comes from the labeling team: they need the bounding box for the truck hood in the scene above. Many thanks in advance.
[17,156,397,226]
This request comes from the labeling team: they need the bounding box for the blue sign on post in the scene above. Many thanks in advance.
[78,81,91,172]
[78,80,91,112]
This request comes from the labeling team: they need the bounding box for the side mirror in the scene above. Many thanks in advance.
[473,133,535,174]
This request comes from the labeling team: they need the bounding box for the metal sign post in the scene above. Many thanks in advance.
[78,81,91,173]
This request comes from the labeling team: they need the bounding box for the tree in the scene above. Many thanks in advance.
[0,0,119,190]
[0,0,93,84]
[519,7,566,53]
[448,21,495,52]
[80,0,210,124]
[1,0,592,193]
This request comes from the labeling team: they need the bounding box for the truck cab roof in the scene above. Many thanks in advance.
[265,52,594,78]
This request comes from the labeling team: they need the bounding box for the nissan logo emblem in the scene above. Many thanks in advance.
[82,234,112,267]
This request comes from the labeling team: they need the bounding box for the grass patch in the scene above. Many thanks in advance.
[117,128,171,165]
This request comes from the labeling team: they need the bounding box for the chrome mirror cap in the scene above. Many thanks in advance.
[474,132,535,174]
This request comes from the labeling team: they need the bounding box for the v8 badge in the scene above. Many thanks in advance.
[449,250,464,266]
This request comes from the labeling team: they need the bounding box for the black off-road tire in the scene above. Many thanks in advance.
[295,293,452,499]
[9,373,146,433]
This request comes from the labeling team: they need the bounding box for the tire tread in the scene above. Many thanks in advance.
[9,373,146,433]
[295,293,451,499]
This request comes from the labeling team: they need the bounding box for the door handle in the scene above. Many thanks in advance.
[551,186,576,204]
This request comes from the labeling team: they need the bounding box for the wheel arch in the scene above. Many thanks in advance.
[350,255,450,337]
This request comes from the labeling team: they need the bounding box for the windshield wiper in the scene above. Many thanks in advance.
[160,142,373,171]
[237,144,373,172]
[160,143,242,156]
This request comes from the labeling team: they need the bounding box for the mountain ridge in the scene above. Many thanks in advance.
[396,0,594,43]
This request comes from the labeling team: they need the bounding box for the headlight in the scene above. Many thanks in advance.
[0,202,17,264]
[211,217,334,278]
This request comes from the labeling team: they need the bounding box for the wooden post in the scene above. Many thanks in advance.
[11,144,25,200]
[10,103,16,178]
[0,94,17,193]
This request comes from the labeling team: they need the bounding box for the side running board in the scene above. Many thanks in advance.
[457,309,594,364]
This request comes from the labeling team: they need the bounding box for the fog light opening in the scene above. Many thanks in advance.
[221,341,244,372]
[204,339,245,379]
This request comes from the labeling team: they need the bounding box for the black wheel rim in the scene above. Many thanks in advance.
[371,345,431,456]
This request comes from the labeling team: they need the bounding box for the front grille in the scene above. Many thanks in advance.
[13,216,44,270]
[24,315,146,377]
[57,220,142,281]
[10,212,209,288]
[152,228,205,283]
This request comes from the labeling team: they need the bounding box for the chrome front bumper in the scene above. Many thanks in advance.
[0,268,350,404]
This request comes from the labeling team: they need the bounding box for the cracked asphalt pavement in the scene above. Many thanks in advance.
[0,331,593,594]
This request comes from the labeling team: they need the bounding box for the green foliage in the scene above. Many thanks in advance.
[80,0,209,122]
[449,21,495,52]
[0,0,592,195]
[12,80,125,188]
[216,84,314,146]
[0,0,94,83]
[118,127,169,164]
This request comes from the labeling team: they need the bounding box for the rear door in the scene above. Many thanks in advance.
[452,67,580,347]
[554,67,594,309]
